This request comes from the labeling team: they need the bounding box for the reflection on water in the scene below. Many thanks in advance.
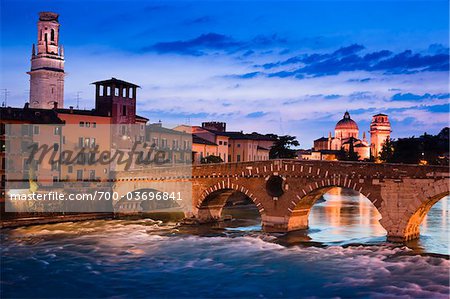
[414,197,449,255]
[308,188,386,245]
[224,188,449,255]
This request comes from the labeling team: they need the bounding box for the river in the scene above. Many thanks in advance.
[1,189,449,298]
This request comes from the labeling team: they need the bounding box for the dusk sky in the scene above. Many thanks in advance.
[1,0,449,147]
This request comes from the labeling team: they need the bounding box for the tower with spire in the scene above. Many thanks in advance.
[28,12,65,109]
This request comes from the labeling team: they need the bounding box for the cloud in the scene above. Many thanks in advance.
[183,16,213,25]
[143,33,242,56]
[143,33,289,56]
[248,44,449,78]
[391,93,450,101]
[246,111,268,118]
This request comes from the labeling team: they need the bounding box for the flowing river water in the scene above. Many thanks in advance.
[1,188,449,298]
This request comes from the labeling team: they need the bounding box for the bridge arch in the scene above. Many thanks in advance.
[196,181,266,222]
[398,179,449,241]
[286,179,379,232]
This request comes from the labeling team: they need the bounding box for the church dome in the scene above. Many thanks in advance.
[335,111,358,131]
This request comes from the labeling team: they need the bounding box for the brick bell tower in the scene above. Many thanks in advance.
[28,12,65,109]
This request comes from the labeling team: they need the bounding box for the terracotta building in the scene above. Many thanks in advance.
[174,122,275,163]
[146,122,192,164]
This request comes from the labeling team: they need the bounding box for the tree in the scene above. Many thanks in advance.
[269,135,300,159]
[201,155,223,164]
[392,137,422,164]
[346,140,360,161]
[379,138,394,163]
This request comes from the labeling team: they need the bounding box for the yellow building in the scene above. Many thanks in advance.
[174,122,275,163]
[146,122,192,164]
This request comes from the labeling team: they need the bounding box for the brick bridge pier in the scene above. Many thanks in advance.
[113,160,449,242]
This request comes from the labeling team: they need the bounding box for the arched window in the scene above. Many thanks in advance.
[40,30,42,41]
[51,29,55,41]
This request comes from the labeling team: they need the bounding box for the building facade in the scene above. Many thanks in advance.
[311,111,391,161]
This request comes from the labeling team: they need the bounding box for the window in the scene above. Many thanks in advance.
[86,122,90,128]
[115,88,119,96]
[84,138,90,147]
[54,127,60,135]
[228,155,231,162]
[77,154,85,165]
[79,122,85,127]
[76,170,83,181]
[237,144,241,148]
[122,105,127,116]
[219,141,223,145]
[89,170,96,181]
[33,126,40,135]
[68,166,73,173]
[53,143,59,151]
[152,138,158,147]
[89,152,96,164]
[237,154,241,162]
[93,122,97,128]
[21,141,30,151]
[79,137,84,147]
[21,125,30,136]
[90,138,96,148]
[224,142,227,146]
[107,86,111,96]
[50,29,55,41]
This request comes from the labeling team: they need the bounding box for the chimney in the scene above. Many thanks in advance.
[24,102,29,109]
[53,102,58,109]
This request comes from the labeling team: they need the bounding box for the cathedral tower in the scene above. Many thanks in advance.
[28,12,65,109]
[370,114,391,159]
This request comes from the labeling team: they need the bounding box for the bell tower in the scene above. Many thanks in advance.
[370,113,391,159]
[28,12,65,109]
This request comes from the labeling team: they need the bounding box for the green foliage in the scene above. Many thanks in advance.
[379,138,394,163]
[269,135,300,159]
[342,139,360,161]
[379,127,449,165]
[201,155,223,164]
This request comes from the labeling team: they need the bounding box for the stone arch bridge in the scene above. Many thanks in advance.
[113,160,449,241]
